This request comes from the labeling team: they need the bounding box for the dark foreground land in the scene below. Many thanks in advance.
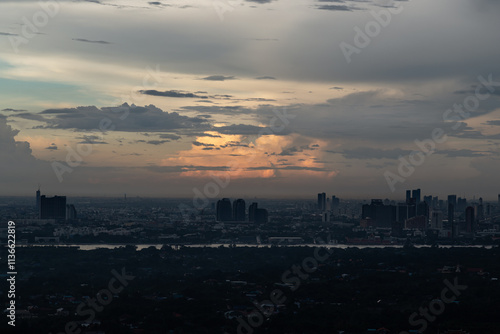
[1,245,500,334]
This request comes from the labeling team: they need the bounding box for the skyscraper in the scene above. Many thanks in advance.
[465,206,475,234]
[36,187,41,212]
[331,195,340,215]
[412,189,421,204]
[216,198,232,222]
[448,203,455,238]
[406,190,411,204]
[317,193,326,211]
[431,211,443,229]
[40,195,67,220]
[249,202,258,222]
[232,199,246,221]
[447,195,457,213]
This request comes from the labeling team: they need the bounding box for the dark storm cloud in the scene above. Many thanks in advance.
[37,104,210,132]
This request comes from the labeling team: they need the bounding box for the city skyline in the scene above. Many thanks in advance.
[1,0,500,198]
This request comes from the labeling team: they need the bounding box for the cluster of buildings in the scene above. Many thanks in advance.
[215,198,268,224]
[354,188,497,238]
[36,188,77,222]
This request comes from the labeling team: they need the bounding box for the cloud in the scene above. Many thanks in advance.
[77,135,108,144]
[145,140,170,145]
[336,147,413,160]
[2,108,27,112]
[45,144,58,150]
[201,75,236,81]
[36,103,210,133]
[72,38,112,44]
[140,90,208,98]
[256,76,277,80]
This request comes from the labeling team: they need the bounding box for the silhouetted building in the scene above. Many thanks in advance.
[406,190,411,204]
[249,202,258,222]
[417,201,429,218]
[431,211,443,229]
[465,206,475,234]
[362,199,396,228]
[448,195,457,213]
[412,189,421,204]
[405,215,427,230]
[448,203,456,238]
[317,193,326,211]
[423,195,432,207]
[397,203,408,223]
[255,208,268,224]
[331,195,340,214]
[36,187,41,212]
[40,195,66,220]
[66,204,77,220]
[457,197,467,212]
[216,198,232,222]
[477,202,484,222]
[232,199,246,221]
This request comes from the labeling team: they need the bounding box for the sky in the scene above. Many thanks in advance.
[1,0,500,200]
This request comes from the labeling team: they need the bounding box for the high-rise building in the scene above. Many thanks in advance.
[447,195,457,213]
[431,211,443,229]
[498,194,500,206]
[465,206,475,234]
[255,208,268,224]
[448,203,456,238]
[477,198,484,221]
[232,199,246,221]
[406,190,411,204]
[317,193,326,211]
[397,203,408,223]
[331,195,340,215]
[412,189,421,204]
[216,198,232,222]
[36,187,41,212]
[66,204,77,220]
[40,195,66,220]
[423,195,432,207]
[249,202,258,222]
[362,199,396,228]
